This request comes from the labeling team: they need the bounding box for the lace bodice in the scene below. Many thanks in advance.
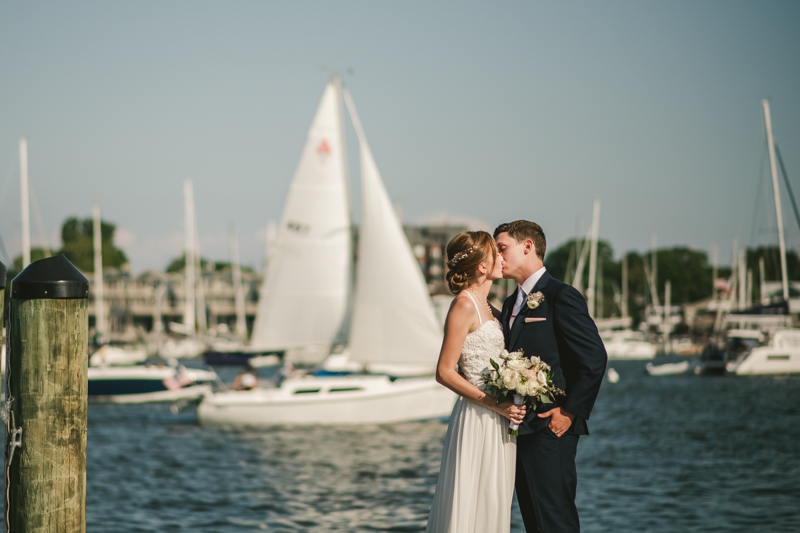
[459,320,505,388]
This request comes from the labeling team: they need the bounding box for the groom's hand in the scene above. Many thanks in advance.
[538,407,575,437]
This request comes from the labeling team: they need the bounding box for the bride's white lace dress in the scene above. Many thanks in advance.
[425,304,516,533]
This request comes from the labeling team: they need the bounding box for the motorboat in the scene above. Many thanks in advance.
[88,364,218,403]
[732,329,800,375]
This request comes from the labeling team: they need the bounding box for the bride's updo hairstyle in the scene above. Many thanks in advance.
[445,231,499,294]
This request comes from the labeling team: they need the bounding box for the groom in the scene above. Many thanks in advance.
[495,220,607,533]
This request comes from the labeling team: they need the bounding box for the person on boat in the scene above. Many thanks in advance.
[233,364,258,390]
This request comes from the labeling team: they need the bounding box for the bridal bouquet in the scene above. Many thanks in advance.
[481,350,564,436]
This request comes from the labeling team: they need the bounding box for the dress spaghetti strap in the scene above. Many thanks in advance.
[464,290,483,326]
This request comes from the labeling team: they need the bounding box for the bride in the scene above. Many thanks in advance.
[426,230,525,533]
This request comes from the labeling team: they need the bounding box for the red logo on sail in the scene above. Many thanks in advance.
[316,139,331,165]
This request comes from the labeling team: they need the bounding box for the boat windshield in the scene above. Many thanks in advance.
[726,337,760,357]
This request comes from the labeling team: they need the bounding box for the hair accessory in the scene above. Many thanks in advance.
[448,246,476,267]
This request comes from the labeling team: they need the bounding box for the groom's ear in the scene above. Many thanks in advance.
[524,239,535,255]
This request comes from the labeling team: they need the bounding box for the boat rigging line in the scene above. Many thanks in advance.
[775,143,800,234]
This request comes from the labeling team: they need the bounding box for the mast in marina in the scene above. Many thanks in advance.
[93,203,105,339]
[184,179,196,334]
[20,138,30,268]
[229,223,247,339]
[587,200,600,318]
[762,99,789,301]
[621,254,629,318]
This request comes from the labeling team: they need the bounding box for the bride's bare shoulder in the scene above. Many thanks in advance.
[445,293,477,328]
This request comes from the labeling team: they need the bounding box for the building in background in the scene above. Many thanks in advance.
[87,224,471,340]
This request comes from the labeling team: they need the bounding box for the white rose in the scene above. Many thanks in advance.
[506,359,529,372]
[526,379,540,396]
[502,369,520,390]
[537,370,547,386]
[507,350,523,361]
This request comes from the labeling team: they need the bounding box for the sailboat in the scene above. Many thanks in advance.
[197,81,456,426]
[88,203,148,366]
[209,78,354,367]
[576,200,656,360]
[728,100,800,375]
[158,180,207,359]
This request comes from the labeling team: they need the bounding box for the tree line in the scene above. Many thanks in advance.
[544,240,799,327]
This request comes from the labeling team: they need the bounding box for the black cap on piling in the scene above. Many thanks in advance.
[11,254,89,299]
[0,259,6,290]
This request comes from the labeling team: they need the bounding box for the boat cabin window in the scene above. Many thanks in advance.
[329,387,364,393]
[767,355,790,360]
[293,388,321,394]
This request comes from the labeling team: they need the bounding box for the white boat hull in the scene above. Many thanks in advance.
[89,345,148,367]
[646,360,690,376]
[734,346,800,375]
[197,375,457,426]
[88,366,217,404]
[603,339,657,360]
[158,337,207,359]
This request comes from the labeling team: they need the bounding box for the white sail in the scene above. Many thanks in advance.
[343,89,442,376]
[250,80,351,364]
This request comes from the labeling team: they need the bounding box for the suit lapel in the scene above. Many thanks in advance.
[509,271,552,349]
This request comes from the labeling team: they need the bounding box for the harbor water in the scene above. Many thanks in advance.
[3,360,799,532]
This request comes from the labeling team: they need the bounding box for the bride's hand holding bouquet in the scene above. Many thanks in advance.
[481,349,565,436]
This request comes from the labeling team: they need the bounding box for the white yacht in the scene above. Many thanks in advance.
[731,329,800,375]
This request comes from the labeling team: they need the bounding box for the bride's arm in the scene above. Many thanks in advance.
[435,297,525,424]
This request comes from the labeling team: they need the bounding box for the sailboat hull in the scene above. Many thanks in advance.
[197,375,457,426]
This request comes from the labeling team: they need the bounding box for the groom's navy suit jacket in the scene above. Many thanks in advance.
[501,271,607,436]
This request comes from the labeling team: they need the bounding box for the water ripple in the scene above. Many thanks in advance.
[2,361,799,532]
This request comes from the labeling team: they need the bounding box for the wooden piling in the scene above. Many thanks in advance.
[5,254,89,533]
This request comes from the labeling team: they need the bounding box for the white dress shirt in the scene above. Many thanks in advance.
[509,266,547,328]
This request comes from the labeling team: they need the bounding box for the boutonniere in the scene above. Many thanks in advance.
[526,291,545,310]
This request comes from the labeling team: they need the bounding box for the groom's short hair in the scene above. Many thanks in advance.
[493,220,546,260]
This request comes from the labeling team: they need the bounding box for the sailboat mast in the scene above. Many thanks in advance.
[183,180,196,334]
[93,203,105,338]
[762,99,789,301]
[621,254,629,318]
[738,249,746,309]
[19,138,30,268]
[587,200,600,318]
[229,223,247,338]
[649,235,660,308]
[194,223,207,335]
[663,280,671,352]
[333,75,351,218]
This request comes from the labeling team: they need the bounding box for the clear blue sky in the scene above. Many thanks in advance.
[1,1,799,273]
